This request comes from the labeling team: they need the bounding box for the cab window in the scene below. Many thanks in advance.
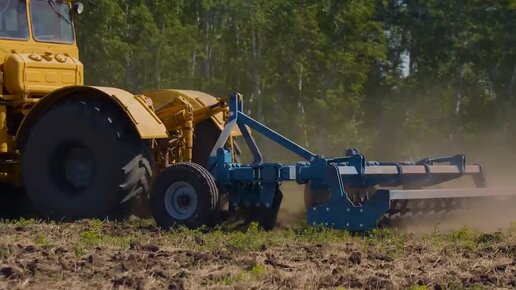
[30,0,74,44]
[0,0,29,40]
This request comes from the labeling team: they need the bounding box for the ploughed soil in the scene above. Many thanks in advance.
[0,217,515,290]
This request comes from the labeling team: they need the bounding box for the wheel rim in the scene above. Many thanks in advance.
[164,181,198,220]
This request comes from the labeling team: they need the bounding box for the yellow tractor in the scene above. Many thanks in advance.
[4,0,514,231]
[0,0,234,222]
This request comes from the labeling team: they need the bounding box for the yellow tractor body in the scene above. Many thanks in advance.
[0,0,231,219]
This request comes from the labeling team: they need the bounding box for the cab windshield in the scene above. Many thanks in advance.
[0,0,29,40]
[30,0,74,44]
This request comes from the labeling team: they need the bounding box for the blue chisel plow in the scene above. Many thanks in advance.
[201,92,516,231]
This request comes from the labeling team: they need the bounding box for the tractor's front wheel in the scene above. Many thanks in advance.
[22,98,152,220]
[151,162,219,229]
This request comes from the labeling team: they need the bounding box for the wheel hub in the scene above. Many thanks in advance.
[58,144,95,192]
[164,181,198,220]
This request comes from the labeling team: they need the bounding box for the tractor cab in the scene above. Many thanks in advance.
[0,0,80,44]
[0,0,84,97]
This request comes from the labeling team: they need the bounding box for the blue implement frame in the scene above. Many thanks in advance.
[207,93,499,231]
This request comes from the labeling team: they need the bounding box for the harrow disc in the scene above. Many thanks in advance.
[387,198,463,217]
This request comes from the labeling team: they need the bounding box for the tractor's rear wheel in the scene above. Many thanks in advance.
[22,98,152,220]
[151,162,219,229]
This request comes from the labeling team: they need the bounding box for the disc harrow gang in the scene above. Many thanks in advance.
[387,198,462,217]
[151,93,516,231]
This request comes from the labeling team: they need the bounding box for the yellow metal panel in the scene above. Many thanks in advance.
[0,38,80,66]
[143,89,243,136]
[144,89,227,129]
[16,86,168,148]
[4,52,83,95]
[0,106,8,153]
[92,86,168,139]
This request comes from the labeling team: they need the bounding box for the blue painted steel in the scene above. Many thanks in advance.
[306,164,390,230]
[208,93,488,231]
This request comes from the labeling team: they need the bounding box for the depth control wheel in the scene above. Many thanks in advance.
[151,162,219,229]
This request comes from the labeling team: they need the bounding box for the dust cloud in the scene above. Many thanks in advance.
[391,197,516,233]
[393,156,516,233]
[270,124,516,233]
[276,182,307,227]
[275,177,516,233]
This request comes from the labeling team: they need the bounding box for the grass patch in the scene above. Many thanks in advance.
[293,224,351,243]
[250,264,266,278]
[34,233,53,248]
[227,222,267,251]
[446,227,477,250]
[195,223,351,252]
[4,217,514,260]
[12,217,39,229]
[79,219,103,247]
[74,244,87,257]
[476,232,502,244]
[74,219,132,255]
[408,285,428,290]
[360,228,406,258]
[163,221,487,255]
[221,263,268,285]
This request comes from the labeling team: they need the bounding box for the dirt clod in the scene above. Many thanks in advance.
[348,252,362,265]
[0,265,21,278]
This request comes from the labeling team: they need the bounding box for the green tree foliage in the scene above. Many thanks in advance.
[75,0,516,162]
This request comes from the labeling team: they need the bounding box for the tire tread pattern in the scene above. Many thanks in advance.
[23,97,152,219]
[151,162,219,229]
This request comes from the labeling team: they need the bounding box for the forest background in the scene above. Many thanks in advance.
[76,0,516,167]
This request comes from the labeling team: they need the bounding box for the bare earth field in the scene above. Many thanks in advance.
[0,216,515,290]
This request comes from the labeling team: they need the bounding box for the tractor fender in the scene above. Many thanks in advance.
[16,85,168,148]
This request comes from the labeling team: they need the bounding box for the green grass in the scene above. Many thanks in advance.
[219,263,268,285]
[1,217,515,289]
[163,222,355,253]
[34,233,53,248]
[11,217,39,229]
[2,217,515,256]
[407,285,428,290]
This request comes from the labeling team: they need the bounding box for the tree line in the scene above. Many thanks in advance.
[76,0,516,162]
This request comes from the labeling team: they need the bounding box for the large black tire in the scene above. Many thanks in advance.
[22,98,152,220]
[0,183,33,219]
[151,162,219,229]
